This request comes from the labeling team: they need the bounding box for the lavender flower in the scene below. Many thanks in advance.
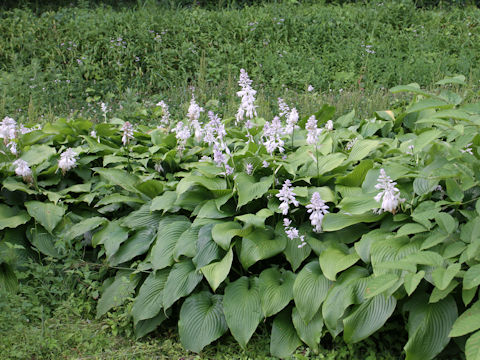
[187,94,204,141]
[284,108,299,135]
[278,98,290,118]
[306,192,329,232]
[276,179,299,215]
[307,85,314,92]
[460,143,474,155]
[346,137,358,151]
[58,148,78,174]
[283,218,307,248]
[121,121,134,145]
[245,163,253,175]
[236,69,257,125]
[156,100,171,126]
[374,169,404,214]
[305,115,320,145]
[172,121,191,151]
[263,116,285,155]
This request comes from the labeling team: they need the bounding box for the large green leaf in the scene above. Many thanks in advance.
[0,204,31,231]
[432,263,460,291]
[347,140,380,162]
[283,227,311,272]
[193,223,222,269]
[450,301,480,337]
[223,276,263,348]
[320,246,360,281]
[293,261,332,323]
[464,264,480,290]
[211,221,244,250]
[20,145,56,165]
[363,273,399,299]
[131,269,169,325]
[163,259,203,310]
[173,226,199,261]
[30,227,62,258]
[235,208,273,228]
[134,312,167,339]
[95,194,145,207]
[150,218,191,270]
[343,294,397,343]
[122,203,162,230]
[108,227,157,266]
[200,247,233,292]
[404,294,457,360]
[150,191,178,213]
[292,307,323,354]
[270,308,302,358]
[93,167,140,194]
[239,227,286,270]
[259,267,296,317]
[96,270,140,318]
[235,173,273,208]
[177,175,227,194]
[63,216,106,242]
[322,212,383,232]
[466,331,480,360]
[91,220,129,259]
[178,291,228,353]
[0,263,18,293]
[322,267,369,336]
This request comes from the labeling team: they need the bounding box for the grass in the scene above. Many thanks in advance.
[1,0,479,119]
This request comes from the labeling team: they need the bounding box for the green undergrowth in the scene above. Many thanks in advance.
[1,0,479,117]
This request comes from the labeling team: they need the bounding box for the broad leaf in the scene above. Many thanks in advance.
[163,260,203,310]
[0,204,31,230]
[432,263,460,291]
[200,247,233,292]
[293,261,332,323]
[466,331,480,360]
[292,307,323,353]
[63,217,106,241]
[320,246,360,281]
[178,291,228,353]
[134,312,167,339]
[108,227,157,266]
[259,267,295,317]
[235,174,273,208]
[211,221,243,250]
[239,227,286,270]
[223,276,263,348]
[464,264,480,290]
[96,270,140,318]
[91,220,129,259]
[270,308,302,358]
[450,301,480,337]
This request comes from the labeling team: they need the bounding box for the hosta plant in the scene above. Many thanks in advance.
[1,72,480,359]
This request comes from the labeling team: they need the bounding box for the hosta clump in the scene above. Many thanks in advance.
[2,74,480,359]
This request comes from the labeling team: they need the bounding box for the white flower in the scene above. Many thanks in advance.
[306,192,329,232]
[306,115,320,145]
[278,98,290,118]
[460,143,474,155]
[7,141,17,155]
[236,69,257,125]
[373,168,404,214]
[156,100,171,126]
[58,148,78,174]
[284,108,299,135]
[155,163,164,173]
[263,116,285,155]
[283,217,307,248]
[245,163,253,175]
[325,120,334,131]
[101,102,108,115]
[0,117,17,142]
[172,121,191,151]
[406,144,414,155]
[13,159,32,182]
[307,85,314,92]
[346,137,358,151]
[90,130,97,138]
[19,124,34,135]
[187,95,204,141]
[262,160,269,168]
[121,121,134,145]
[276,179,299,215]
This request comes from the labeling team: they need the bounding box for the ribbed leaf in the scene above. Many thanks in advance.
[150,191,178,213]
[343,294,396,343]
[200,247,233,292]
[235,208,273,228]
[239,227,286,270]
[450,301,480,337]
[364,273,399,299]
[163,260,203,310]
[347,139,380,162]
[122,203,162,230]
[432,263,460,291]
[293,261,332,323]
[435,213,456,234]
[320,246,360,281]
[283,229,311,272]
[404,294,457,360]
[223,276,263,348]
[96,270,140,318]
[466,331,480,360]
[95,194,145,207]
[178,292,228,353]
[292,307,323,353]
[235,173,273,208]
[404,271,425,296]
[25,201,65,233]
[93,167,140,194]
[132,269,169,325]
[30,227,61,258]
[0,263,17,293]
[322,212,383,232]
[150,218,191,270]
[193,223,222,269]
[211,221,243,250]
[322,267,369,336]
[173,226,199,261]
[92,220,129,259]
[134,312,167,339]
[259,267,295,317]
[63,217,106,241]
[177,175,227,194]
[108,227,157,266]
[270,308,302,358]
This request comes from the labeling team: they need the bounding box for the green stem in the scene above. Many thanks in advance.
[315,144,320,184]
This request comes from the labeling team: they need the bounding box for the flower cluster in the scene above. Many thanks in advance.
[283,218,307,248]
[374,168,404,214]
[121,121,134,145]
[236,69,257,128]
[276,179,299,215]
[305,115,320,145]
[172,121,191,151]
[13,159,32,183]
[58,148,78,174]
[306,192,329,232]
[263,116,285,155]
[0,117,18,155]
[187,94,204,141]
[156,100,171,126]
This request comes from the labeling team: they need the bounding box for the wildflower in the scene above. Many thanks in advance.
[325,120,334,131]
[283,218,307,248]
[306,192,329,233]
[121,121,134,145]
[187,95,204,141]
[156,100,171,126]
[13,159,32,182]
[406,144,414,155]
[276,179,299,215]
[236,69,257,125]
[100,102,108,117]
[155,163,164,173]
[245,163,253,175]
[307,85,314,92]
[7,142,17,155]
[0,117,17,143]
[90,130,97,138]
[263,116,285,155]
[58,148,78,174]
[306,115,320,145]
[278,98,290,118]
[460,143,474,155]
[374,168,404,214]
[19,124,34,135]
[284,108,299,135]
[262,160,269,168]
[172,121,191,151]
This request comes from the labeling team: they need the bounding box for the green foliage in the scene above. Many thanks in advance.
[3,75,480,360]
